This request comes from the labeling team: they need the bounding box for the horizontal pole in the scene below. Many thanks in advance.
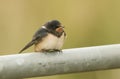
[0,44,120,79]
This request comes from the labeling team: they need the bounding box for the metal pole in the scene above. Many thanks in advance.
[0,44,120,79]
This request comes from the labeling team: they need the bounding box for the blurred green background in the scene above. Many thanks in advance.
[0,0,120,79]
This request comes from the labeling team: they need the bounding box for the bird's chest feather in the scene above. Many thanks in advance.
[35,33,65,51]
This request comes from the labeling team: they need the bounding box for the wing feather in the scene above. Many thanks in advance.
[19,28,48,53]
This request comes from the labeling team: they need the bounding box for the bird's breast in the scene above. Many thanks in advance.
[35,33,65,52]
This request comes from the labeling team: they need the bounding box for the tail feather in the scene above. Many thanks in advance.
[19,40,35,53]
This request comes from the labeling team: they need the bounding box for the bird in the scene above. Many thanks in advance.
[19,20,66,53]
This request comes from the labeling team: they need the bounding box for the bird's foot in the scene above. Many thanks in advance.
[53,49,62,53]
[41,49,62,53]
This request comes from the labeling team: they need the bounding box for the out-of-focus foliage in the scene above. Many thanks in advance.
[0,0,120,79]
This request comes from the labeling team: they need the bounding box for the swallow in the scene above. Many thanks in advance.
[19,20,66,53]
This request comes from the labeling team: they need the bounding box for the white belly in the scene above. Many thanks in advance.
[35,33,65,52]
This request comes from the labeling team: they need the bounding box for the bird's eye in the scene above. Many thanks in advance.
[55,25,59,28]
[57,26,60,28]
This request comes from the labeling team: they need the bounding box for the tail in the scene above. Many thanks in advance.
[19,40,35,54]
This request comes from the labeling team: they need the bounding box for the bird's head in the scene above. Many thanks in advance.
[44,20,64,33]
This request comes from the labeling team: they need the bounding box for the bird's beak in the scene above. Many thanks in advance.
[61,25,64,28]
[56,26,64,33]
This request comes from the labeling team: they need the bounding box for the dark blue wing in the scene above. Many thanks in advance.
[19,28,48,53]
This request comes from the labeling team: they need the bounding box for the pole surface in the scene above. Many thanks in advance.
[0,44,120,79]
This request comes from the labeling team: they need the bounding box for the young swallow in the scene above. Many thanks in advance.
[19,20,66,53]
